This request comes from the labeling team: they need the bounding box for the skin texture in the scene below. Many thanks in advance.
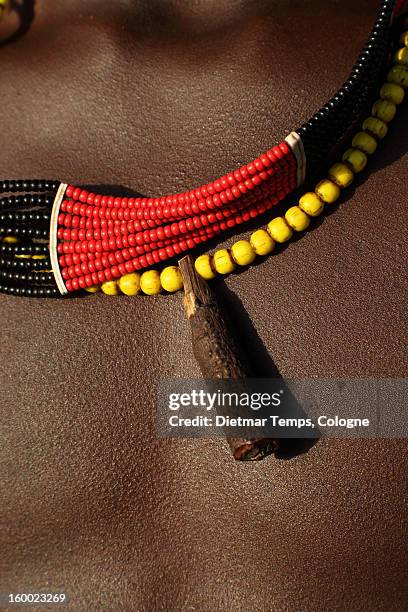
[1,1,407,610]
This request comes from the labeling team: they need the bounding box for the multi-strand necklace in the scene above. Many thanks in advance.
[0,0,407,299]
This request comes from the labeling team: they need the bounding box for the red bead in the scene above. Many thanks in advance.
[72,188,81,201]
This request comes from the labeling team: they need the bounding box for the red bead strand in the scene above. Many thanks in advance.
[58,139,298,291]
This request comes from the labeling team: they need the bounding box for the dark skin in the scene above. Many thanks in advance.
[1,1,407,610]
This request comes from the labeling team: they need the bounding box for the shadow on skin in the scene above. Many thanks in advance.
[216,282,320,460]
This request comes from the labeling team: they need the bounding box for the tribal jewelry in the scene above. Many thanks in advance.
[0,0,407,298]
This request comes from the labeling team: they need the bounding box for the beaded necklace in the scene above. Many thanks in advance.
[0,0,407,299]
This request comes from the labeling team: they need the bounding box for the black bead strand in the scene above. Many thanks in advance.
[0,242,49,256]
[0,180,60,194]
[0,193,55,210]
[0,268,55,285]
[0,281,59,298]
[0,255,51,271]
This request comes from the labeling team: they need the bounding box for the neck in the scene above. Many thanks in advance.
[0,0,384,194]
[36,0,379,38]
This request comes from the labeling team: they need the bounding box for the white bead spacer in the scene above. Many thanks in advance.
[285,131,306,186]
[49,182,68,295]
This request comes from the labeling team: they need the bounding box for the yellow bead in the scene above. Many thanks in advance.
[315,179,340,204]
[328,163,354,188]
[160,266,183,293]
[85,285,100,293]
[351,131,377,155]
[400,31,408,47]
[101,280,120,296]
[362,116,388,140]
[230,240,256,266]
[284,206,310,232]
[140,270,161,295]
[32,254,47,260]
[0,0,10,19]
[118,272,141,296]
[213,249,236,275]
[387,65,408,88]
[298,192,324,217]
[394,47,408,66]
[194,254,216,280]
[249,229,275,256]
[2,236,19,244]
[342,148,368,173]
[267,217,293,243]
[380,82,405,105]
[372,99,397,122]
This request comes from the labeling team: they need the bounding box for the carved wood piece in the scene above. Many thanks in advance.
[179,255,280,461]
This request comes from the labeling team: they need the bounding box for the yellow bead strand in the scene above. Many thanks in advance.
[2,236,19,244]
[249,229,275,256]
[267,217,293,243]
[118,272,141,296]
[328,163,354,188]
[213,249,236,275]
[230,240,256,266]
[394,47,408,66]
[285,206,310,232]
[362,117,388,140]
[160,266,183,293]
[372,99,397,122]
[194,254,216,280]
[352,131,378,155]
[140,270,161,295]
[380,82,405,105]
[315,179,340,204]
[387,65,408,88]
[342,148,368,173]
[298,192,324,216]
[101,280,120,296]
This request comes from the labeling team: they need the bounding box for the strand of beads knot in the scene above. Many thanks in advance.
[85,23,408,297]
